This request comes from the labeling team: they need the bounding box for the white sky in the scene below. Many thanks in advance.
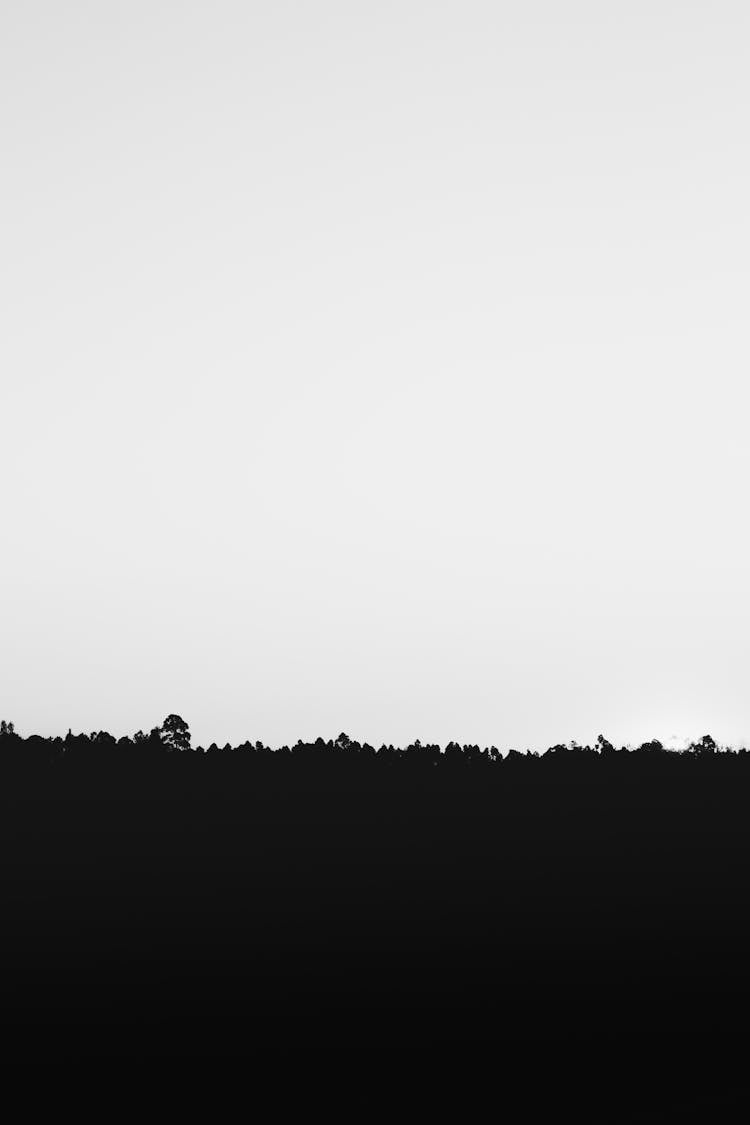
[2,2,749,749]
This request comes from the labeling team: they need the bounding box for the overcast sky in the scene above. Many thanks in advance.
[2,1,748,750]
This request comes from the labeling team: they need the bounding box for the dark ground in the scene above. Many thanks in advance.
[1,743,749,1118]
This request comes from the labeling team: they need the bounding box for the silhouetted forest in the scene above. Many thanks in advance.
[2,716,749,1118]
[0,713,740,777]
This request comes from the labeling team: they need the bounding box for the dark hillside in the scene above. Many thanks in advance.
[1,724,748,1115]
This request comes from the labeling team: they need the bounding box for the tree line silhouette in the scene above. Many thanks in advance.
[0,713,737,773]
[2,709,750,1118]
